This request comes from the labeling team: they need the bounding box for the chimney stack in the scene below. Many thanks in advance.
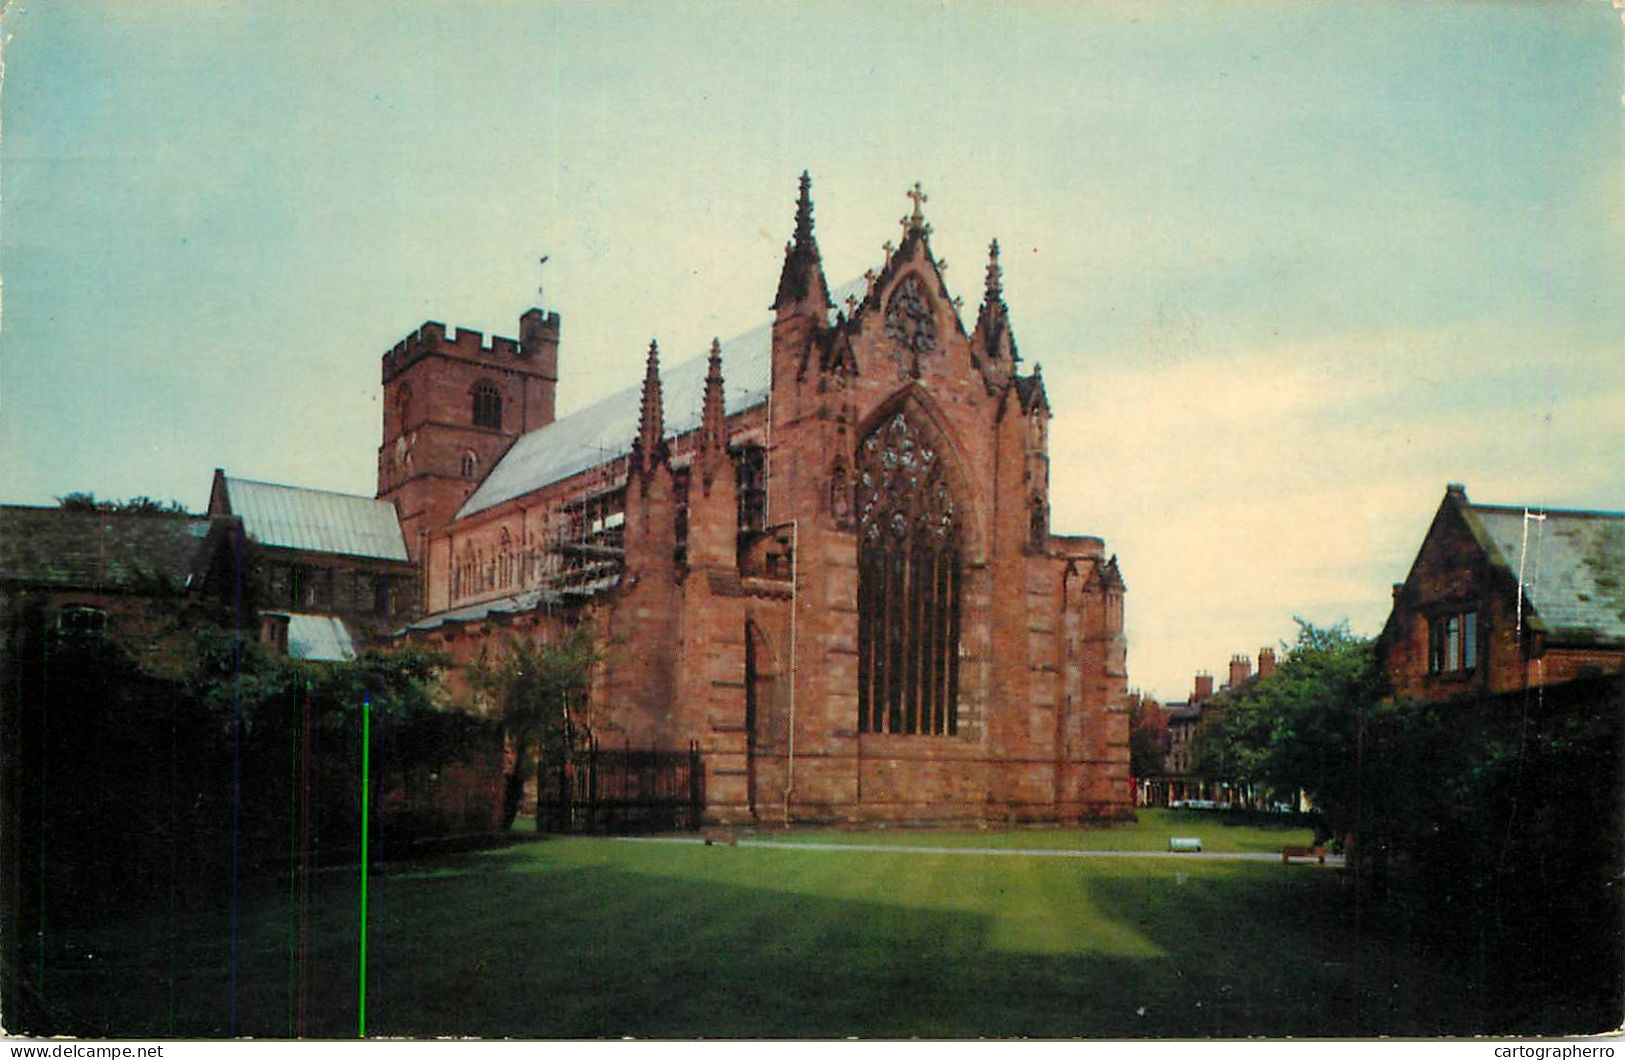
[1258,647,1277,678]
[1193,671,1214,704]
[1229,654,1253,689]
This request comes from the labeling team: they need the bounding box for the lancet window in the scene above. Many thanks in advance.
[856,411,962,735]
[735,445,767,532]
[472,382,502,430]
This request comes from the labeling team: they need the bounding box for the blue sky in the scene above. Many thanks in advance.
[3,2,1621,698]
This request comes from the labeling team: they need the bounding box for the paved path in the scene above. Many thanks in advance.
[615,835,1346,867]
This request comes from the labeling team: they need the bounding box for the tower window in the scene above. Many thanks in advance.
[472,383,502,430]
[461,450,479,480]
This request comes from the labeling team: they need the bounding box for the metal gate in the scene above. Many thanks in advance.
[538,737,704,834]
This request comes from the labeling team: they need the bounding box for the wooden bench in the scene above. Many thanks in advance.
[1282,844,1325,864]
[1167,836,1202,853]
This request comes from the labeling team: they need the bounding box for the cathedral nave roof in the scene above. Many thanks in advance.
[458,276,868,519]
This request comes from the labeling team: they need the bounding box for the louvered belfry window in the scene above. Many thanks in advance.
[472,383,502,430]
[856,411,962,735]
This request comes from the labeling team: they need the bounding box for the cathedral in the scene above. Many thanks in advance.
[380,176,1130,825]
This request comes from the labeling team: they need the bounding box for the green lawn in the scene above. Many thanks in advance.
[722,808,1318,854]
[26,816,1490,1039]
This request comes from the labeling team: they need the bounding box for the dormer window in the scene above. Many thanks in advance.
[472,383,502,430]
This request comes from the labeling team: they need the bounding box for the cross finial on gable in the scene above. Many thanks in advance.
[901,181,932,236]
[907,181,928,218]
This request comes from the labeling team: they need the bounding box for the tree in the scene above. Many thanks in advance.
[467,626,602,830]
[56,492,192,515]
[1188,620,1387,835]
[1127,694,1168,779]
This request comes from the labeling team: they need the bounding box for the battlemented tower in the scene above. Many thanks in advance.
[377,307,559,561]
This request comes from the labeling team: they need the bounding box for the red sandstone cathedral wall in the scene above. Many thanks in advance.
[395,179,1131,826]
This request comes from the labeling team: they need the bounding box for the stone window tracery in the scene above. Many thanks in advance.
[856,411,962,735]
[884,274,938,356]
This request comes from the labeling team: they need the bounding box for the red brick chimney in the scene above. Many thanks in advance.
[1258,647,1277,678]
[1229,654,1252,689]
[1193,671,1214,704]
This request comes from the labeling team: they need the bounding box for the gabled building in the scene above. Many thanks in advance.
[385,176,1133,825]
[206,471,417,653]
[1379,484,1625,702]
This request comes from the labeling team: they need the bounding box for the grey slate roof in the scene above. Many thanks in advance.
[459,277,869,519]
[1467,503,1625,646]
[402,587,562,632]
[0,506,209,592]
[274,612,358,662]
[223,477,408,562]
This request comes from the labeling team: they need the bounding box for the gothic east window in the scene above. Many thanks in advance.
[856,411,962,735]
[472,383,502,430]
[884,274,938,356]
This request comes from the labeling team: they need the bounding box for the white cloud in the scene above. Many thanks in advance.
[1045,323,1624,698]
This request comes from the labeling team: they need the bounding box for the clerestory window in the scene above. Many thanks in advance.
[856,411,961,735]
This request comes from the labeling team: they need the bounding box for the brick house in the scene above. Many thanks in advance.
[1379,484,1625,702]
[1142,649,1279,808]
[383,176,1132,826]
